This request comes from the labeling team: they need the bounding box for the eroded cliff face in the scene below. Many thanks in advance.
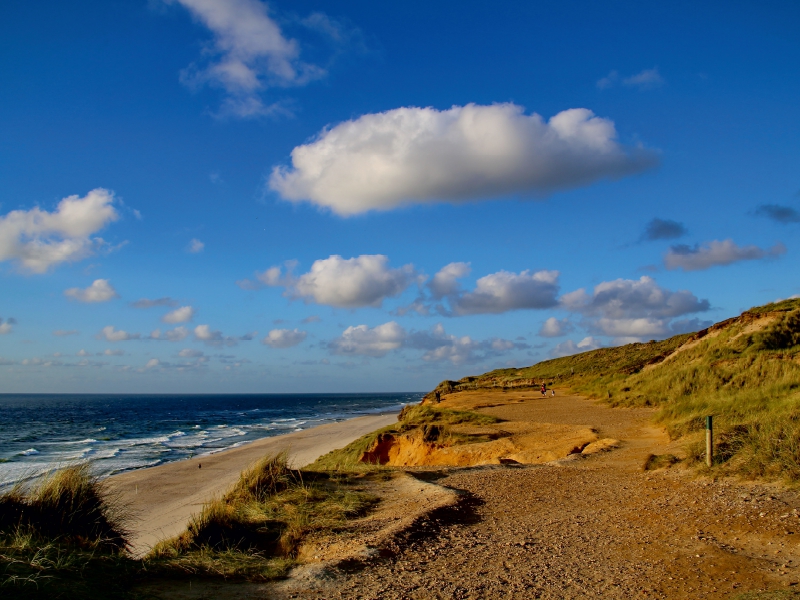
[357,415,613,468]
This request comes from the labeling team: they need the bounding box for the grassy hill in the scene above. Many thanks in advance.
[429,297,800,482]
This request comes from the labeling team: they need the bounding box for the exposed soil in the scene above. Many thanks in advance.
[269,392,800,599]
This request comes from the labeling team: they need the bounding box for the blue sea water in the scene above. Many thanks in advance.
[0,393,421,487]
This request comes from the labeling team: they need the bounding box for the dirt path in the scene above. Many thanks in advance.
[274,392,800,599]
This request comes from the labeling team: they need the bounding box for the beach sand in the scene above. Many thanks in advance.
[108,413,397,557]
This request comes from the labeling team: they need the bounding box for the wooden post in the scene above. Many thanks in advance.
[705,415,713,467]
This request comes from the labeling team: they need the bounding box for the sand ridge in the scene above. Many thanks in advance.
[109,413,398,557]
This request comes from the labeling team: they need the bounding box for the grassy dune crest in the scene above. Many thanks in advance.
[0,465,134,599]
[433,298,800,482]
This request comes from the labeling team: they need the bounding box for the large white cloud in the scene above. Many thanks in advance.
[329,322,406,357]
[664,239,786,272]
[561,276,710,338]
[168,0,324,118]
[162,306,195,324]
[0,189,119,273]
[262,328,307,348]
[64,279,119,303]
[269,103,657,215]
[256,255,417,308]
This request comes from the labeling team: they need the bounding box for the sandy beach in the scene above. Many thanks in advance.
[109,412,397,556]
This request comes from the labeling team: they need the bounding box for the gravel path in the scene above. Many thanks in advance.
[279,394,800,599]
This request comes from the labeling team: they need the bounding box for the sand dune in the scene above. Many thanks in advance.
[108,413,397,557]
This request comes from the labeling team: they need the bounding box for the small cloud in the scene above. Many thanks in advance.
[641,218,687,241]
[53,329,79,336]
[178,348,204,358]
[162,306,195,324]
[538,317,572,338]
[262,328,307,348]
[301,315,321,323]
[76,349,90,357]
[596,70,619,89]
[623,68,665,90]
[145,358,160,369]
[98,325,140,342]
[150,326,190,342]
[753,204,800,224]
[103,349,124,356]
[187,239,205,253]
[130,297,177,309]
[209,172,223,185]
[664,240,786,271]
[551,336,603,358]
[329,321,406,357]
[0,317,16,335]
[64,279,119,303]
[256,255,417,308]
[0,188,120,273]
[598,68,664,91]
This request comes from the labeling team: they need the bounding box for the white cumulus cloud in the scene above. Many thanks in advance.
[162,306,195,324]
[561,276,710,339]
[0,189,120,273]
[168,0,324,118]
[451,269,560,315]
[664,239,786,272]
[429,262,471,299]
[329,321,406,357]
[64,279,119,303]
[269,103,657,215]
[262,328,307,348]
[539,317,572,337]
[258,255,417,308]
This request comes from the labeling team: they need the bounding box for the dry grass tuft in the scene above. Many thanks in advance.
[149,453,377,580]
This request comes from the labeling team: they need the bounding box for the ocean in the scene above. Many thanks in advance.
[0,392,421,487]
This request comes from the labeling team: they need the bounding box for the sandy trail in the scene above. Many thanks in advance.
[272,391,800,599]
[109,413,397,557]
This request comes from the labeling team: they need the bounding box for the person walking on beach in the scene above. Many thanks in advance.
[541,383,546,397]
[551,389,556,397]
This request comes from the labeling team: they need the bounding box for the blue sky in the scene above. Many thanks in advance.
[1,0,798,393]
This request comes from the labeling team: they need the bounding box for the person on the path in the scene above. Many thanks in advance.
[551,389,556,397]
[541,383,546,396]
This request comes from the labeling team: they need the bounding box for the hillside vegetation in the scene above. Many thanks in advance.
[429,298,800,482]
